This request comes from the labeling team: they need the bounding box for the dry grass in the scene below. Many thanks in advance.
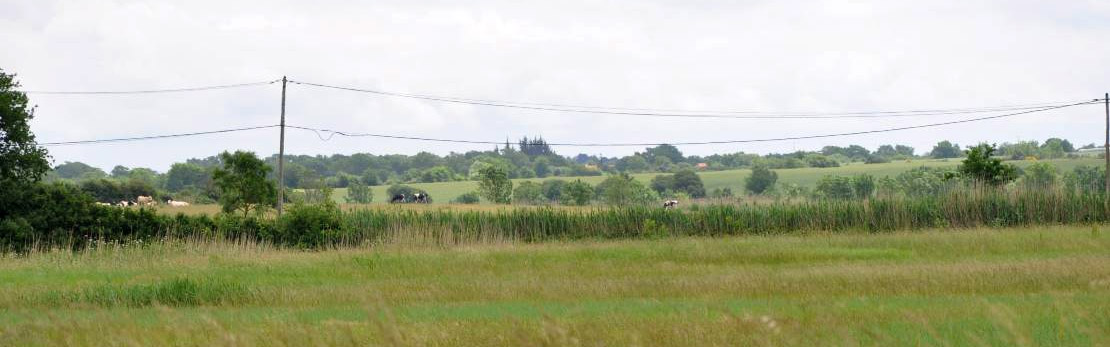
[1,225,1108,346]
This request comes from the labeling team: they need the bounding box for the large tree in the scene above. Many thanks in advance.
[959,144,1017,186]
[930,141,963,159]
[0,69,51,198]
[212,151,276,216]
[476,165,512,204]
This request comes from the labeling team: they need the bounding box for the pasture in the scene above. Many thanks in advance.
[1,225,1107,346]
[328,157,1101,205]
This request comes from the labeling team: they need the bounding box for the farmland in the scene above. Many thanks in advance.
[1,225,1107,346]
[324,157,1101,205]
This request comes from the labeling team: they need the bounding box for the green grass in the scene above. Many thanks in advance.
[329,157,1102,204]
[1,225,1108,345]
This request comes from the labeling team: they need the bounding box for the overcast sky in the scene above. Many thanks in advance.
[3,0,1109,172]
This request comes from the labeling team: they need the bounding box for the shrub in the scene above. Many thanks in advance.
[560,180,594,206]
[541,179,567,202]
[453,191,481,204]
[596,174,657,206]
[745,166,778,194]
[959,144,1018,185]
[710,187,734,198]
[476,165,512,204]
[345,181,373,203]
[276,201,343,248]
[1063,165,1105,192]
[1022,162,1058,187]
[512,181,545,205]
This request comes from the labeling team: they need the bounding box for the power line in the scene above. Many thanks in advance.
[287,100,1099,147]
[289,79,1087,119]
[39,125,280,146]
[21,80,280,95]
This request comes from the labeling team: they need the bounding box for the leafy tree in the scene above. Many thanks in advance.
[745,165,778,194]
[617,155,649,173]
[892,167,958,197]
[518,136,553,157]
[476,165,512,204]
[596,173,656,206]
[165,163,209,191]
[650,174,675,195]
[0,69,50,188]
[1039,138,1073,159]
[710,187,734,198]
[851,174,875,199]
[958,144,1017,186]
[804,154,840,168]
[669,170,706,198]
[51,162,105,180]
[541,179,567,202]
[815,175,855,199]
[559,180,593,206]
[1022,162,1058,187]
[212,151,276,216]
[512,181,545,205]
[344,180,373,203]
[110,165,131,178]
[533,157,551,178]
[930,141,963,159]
[418,166,454,183]
[644,144,684,164]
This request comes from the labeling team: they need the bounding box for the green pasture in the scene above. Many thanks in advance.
[331,157,1101,204]
[1,225,1107,345]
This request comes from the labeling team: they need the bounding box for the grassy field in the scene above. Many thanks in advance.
[326,158,1101,205]
[1,225,1107,346]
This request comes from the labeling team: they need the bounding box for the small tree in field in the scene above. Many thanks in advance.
[560,180,594,206]
[959,144,1017,186]
[212,151,276,216]
[745,165,777,194]
[477,165,512,204]
[345,180,373,203]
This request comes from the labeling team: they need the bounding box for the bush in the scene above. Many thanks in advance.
[710,187,734,198]
[959,144,1017,185]
[275,201,343,249]
[512,181,545,205]
[453,191,481,204]
[560,180,594,206]
[815,174,874,200]
[1023,162,1058,187]
[345,181,373,203]
[1063,165,1105,193]
[596,174,657,206]
[746,166,778,194]
[541,179,567,202]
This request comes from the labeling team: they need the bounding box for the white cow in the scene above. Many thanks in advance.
[663,200,679,209]
[137,196,155,206]
[166,200,191,207]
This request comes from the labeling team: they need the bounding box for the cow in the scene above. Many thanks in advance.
[663,200,679,209]
[390,194,406,203]
[95,202,112,206]
[137,196,155,206]
[166,200,191,207]
[413,193,430,204]
[117,200,134,207]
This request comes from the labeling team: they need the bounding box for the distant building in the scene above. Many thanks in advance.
[696,163,708,170]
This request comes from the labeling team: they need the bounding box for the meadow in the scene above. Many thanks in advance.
[326,157,1102,205]
[1,225,1107,346]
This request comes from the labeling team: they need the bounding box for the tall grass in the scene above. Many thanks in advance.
[9,186,1107,251]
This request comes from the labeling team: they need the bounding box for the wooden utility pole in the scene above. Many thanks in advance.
[1104,92,1109,211]
[277,76,288,217]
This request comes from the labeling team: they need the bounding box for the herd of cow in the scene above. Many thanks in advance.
[95,195,192,208]
[389,192,431,204]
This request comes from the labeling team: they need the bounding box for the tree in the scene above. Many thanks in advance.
[0,69,50,188]
[165,163,209,192]
[745,166,778,194]
[51,162,105,180]
[958,144,1017,186]
[476,165,512,204]
[211,151,276,216]
[453,191,481,204]
[669,170,706,198]
[930,141,963,159]
[644,144,684,164]
[815,175,855,199]
[596,173,656,206]
[541,179,567,202]
[110,165,131,178]
[617,155,649,173]
[533,157,551,178]
[650,174,675,195]
[559,180,593,206]
[345,181,373,203]
[512,181,545,205]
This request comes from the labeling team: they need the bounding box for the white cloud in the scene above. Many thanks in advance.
[2,0,1108,171]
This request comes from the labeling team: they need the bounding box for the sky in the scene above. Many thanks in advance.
[2,0,1109,172]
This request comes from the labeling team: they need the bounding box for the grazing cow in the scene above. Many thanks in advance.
[166,200,190,207]
[663,200,679,209]
[413,193,430,204]
[137,196,155,206]
[117,200,134,207]
[390,194,406,203]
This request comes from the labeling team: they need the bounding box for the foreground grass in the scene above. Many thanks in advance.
[1,225,1108,346]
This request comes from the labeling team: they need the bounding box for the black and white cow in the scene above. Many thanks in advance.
[663,200,679,209]
[413,193,430,204]
[390,194,406,203]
